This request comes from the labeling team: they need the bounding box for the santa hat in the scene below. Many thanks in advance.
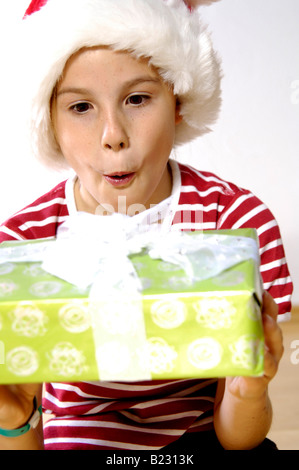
[21,0,222,169]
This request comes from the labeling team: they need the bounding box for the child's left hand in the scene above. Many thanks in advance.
[227,291,284,400]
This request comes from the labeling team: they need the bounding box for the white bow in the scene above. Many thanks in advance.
[41,211,260,291]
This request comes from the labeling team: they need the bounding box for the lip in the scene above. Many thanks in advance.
[103,172,136,187]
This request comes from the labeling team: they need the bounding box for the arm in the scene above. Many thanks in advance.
[0,384,44,450]
[214,292,283,450]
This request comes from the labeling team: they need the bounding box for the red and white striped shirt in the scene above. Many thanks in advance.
[0,161,292,450]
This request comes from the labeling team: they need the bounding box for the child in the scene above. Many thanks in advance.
[0,0,292,450]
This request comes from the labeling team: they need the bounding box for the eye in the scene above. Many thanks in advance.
[70,102,93,114]
[126,94,150,106]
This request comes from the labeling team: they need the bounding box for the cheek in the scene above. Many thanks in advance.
[54,119,87,163]
[142,109,176,152]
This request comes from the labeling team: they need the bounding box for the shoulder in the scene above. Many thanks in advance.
[0,180,69,242]
[175,162,281,251]
[177,162,250,200]
[174,162,254,229]
[176,162,270,228]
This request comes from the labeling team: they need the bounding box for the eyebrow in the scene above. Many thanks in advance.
[56,76,161,97]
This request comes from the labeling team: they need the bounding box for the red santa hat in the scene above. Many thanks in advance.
[24,0,48,17]
[20,0,221,169]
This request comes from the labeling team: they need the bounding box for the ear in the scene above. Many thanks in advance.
[175,99,183,125]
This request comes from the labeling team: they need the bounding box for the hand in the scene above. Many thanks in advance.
[226,291,284,400]
[0,383,42,430]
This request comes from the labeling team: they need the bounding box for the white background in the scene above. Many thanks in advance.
[0,0,298,303]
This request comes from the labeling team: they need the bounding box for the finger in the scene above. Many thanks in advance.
[263,348,280,382]
[263,313,284,364]
[262,291,278,322]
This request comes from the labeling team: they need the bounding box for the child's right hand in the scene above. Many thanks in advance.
[0,383,41,431]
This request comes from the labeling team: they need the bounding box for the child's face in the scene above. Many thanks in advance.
[51,47,181,214]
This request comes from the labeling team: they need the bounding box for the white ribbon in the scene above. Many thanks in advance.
[0,212,260,290]
[41,212,260,289]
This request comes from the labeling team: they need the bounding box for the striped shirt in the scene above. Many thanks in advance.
[0,161,293,450]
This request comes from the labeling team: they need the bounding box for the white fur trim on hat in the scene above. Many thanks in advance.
[20,0,222,169]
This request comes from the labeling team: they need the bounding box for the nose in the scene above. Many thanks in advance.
[101,110,129,152]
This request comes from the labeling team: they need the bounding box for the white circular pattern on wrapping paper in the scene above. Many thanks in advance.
[10,303,48,337]
[23,265,45,277]
[139,277,152,290]
[29,281,62,297]
[212,270,246,287]
[145,337,178,374]
[164,275,193,289]
[132,261,147,272]
[96,341,131,376]
[150,299,187,329]
[0,280,18,297]
[193,298,236,329]
[59,303,91,333]
[47,342,88,376]
[0,263,16,275]
[187,337,223,370]
[6,346,39,376]
[229,335,262,370]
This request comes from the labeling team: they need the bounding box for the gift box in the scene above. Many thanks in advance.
[0,222,264,384]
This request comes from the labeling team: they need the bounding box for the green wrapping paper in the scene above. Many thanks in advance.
[0,228,264,384]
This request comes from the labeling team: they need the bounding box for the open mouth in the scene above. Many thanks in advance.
[110,173,131,179]
[103,172,136,186]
